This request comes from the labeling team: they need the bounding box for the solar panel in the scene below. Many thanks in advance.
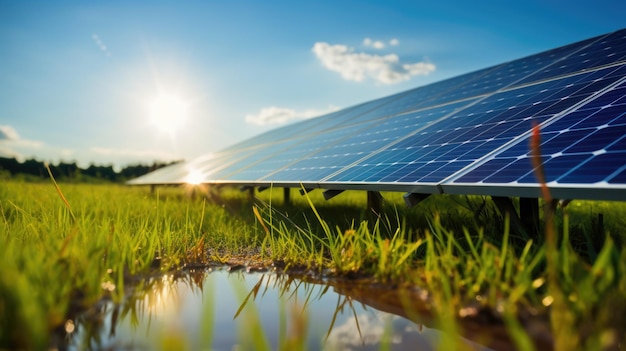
[266,100,472,183]
[448,65,626,200]
[128,29,626,202]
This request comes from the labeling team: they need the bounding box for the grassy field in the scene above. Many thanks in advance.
[1,180,625,350]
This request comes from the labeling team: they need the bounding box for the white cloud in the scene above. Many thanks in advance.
[245,105,340,126]
[0,125,43,149]
[0,125,19,141]
[0,146,22,160]
[312,42,435,84]
[363,37,386,49]
[0,125,50,162]
[363,38,400,49]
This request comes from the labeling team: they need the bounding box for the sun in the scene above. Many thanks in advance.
[147,92,189,136]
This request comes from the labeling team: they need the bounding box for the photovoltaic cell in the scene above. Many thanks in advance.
[220,120,383,182]
[267,100,472,182]
[129,29,626,201]
[328,63,620,186]
[517,30,626,85]
[451,71,626,197]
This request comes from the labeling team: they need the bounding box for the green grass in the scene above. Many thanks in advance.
[1,180,625,350]
[0,181,255,349]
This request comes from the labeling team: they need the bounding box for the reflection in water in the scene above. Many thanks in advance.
[63,268,492,350]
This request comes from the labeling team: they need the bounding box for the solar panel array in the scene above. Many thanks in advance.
[129,29,626,202]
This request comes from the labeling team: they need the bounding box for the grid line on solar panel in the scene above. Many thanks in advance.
[342,66,503,123]
[356,34,596,122]
[325,63,624,185]
[427,32,612,103]
[291,99,393,135]
[265,100,476,182]
[205,137,310,179]
[217,98,395,152]
[515,30,626,86]
[445,68,626,180]
[218,120,383,182]
[187,149,263,181]
[170,111,388,184]
[450,71,626,187]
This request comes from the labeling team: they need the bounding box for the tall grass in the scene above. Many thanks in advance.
[1,179,625,349]
[0,181,257,349]
[252,184,626,350]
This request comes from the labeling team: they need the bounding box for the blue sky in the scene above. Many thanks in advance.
[1,0,625,169]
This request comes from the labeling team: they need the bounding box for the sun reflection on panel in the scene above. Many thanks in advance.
[184,168,204,185]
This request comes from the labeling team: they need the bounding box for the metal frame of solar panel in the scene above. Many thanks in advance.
[128,29,626,203]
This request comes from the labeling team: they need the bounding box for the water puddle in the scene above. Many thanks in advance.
[62,268,497,350]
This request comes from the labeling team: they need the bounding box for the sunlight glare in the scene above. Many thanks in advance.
[148,93,189,136]
[185,169,204,185]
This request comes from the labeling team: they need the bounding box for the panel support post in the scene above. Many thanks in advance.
[245,187,255,203]
[593,213,605,250]
[284,187,291,205]
[323,189,344,200]
[299,188,314,196]
[491,196,528,239]
[519,197,540,238]
[367,191,383,215]
[403,193,430,208]
[597,213,604,236]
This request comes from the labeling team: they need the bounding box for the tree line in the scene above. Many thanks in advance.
[0,156,181,183]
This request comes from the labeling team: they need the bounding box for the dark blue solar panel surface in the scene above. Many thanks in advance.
[452,72,626,187]
[517,30,626,85]
[327,63,623,185]
[128,29,626,201]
